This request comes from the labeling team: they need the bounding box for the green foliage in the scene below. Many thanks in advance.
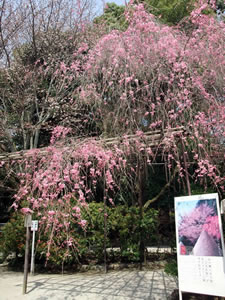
[217,0,225,10]
[95,0,196,29]
[94,3,127,31]
[109,204,158,262]
[0,213,25,261]
[140,0,195,25]
[164,258,178,277]
[0,203,159,266]
[111,206,141,261]
[190,183,215,196]
[79,202,109,262]
[79,203,158,263]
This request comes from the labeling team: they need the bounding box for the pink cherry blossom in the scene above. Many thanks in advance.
[48,211,56,216]
[21,208,33,215]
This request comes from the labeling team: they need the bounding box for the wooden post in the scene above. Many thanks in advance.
[103,195,107,274]
[23,224,30,294]
[138,157,145,270]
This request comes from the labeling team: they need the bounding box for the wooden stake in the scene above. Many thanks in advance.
[138,158,145,270]
[103,194,107,274]
[23,225,30,294]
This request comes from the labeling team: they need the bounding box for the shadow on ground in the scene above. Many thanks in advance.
[21,270,177,300]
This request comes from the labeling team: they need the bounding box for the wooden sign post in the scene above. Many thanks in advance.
[23,214,32,295]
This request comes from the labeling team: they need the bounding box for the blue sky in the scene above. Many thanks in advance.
[95,0,126,15]
[176,200,198,221]
[105,0,126,5]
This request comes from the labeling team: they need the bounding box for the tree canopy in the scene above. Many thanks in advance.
[139,0,195,25]
[94,3,127,30]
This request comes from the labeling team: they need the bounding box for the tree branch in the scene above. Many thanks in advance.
[144,166,178,210]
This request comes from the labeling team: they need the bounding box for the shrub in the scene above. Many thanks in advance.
[0,213,25,262]
[0,203,159,267]
[164,258,178,277]
[109,205,158,262]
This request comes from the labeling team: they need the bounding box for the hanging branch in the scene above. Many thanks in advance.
[181,138,191,196]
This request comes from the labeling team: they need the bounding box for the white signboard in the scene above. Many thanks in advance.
[24,214,32,227]
[175,193,225,297]
[31,220,38,232]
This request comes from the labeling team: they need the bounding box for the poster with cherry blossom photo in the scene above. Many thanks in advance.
[175,194,225,298]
